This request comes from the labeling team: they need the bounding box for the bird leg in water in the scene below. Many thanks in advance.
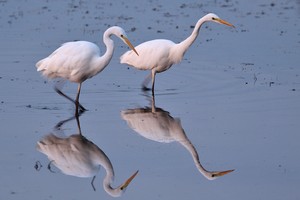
[75,83,82,115]
[91,176,96,191]
[151,94,156,113]
[75,112,83,135]
[54,86,87,112]
[142,70,156,96]
[151,70,156,96]
[54,110,84,133]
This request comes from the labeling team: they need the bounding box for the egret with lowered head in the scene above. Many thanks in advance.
[36,26,138,115]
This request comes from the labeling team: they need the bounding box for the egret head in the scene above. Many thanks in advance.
[205,13,235,27]
[108,26,139,56]
[104,170,139,197]
[205,169,235,180]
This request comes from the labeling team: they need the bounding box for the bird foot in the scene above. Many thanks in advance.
[75,102,87,118]
[142,85,151,91]
[78,103,87,112]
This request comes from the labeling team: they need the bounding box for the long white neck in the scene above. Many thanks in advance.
[98,152,117,195]
[103,164,116,195]
[100,30,115,68]
[174,16,207,57]
[91,145,118,196]
[178,136,213,180]
[92,29,115,76]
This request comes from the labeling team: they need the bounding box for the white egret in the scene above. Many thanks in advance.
[120,13,234,94]
[36,26,138,114]
[37,114,138,197]
[121,96,234,180]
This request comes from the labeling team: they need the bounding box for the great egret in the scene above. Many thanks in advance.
[121,95,234,180]
[37,114,138,197]
[120,13,234,94]
[36,26,138,114]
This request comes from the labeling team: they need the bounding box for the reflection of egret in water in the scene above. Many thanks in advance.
[121,96,234,180]
[36,114,138,197]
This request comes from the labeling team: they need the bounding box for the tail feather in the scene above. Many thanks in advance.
[36,58,47,72]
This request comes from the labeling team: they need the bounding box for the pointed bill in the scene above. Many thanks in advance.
[120,170,139,190]
[212,169,235,178]
[123,36,139,56]
[216,18,235,28]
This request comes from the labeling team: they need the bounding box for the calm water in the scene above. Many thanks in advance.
[1,0,300,199]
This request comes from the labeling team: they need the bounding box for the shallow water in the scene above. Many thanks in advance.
[1,0,300,199]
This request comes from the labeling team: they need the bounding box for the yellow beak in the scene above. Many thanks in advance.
[123,36,139,56]
[212,169,235,177]
[216,18,235,28]
[120,170,139,190]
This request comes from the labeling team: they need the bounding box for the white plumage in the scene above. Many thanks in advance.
[120,13,234,94]
[121,99,234,180]
[36,26,138,113]
[37,41,102,82]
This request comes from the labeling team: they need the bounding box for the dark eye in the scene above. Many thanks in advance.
[212,17,216,20]
[120,34,124,38]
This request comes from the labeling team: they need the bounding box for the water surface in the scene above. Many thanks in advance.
[0,0,299,199]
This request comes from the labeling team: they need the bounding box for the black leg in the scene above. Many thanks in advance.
[151,70,156,96]
[54,108,85,132]
[54,86,87,112]
[91,176,96,191]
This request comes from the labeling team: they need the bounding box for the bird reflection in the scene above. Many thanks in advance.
[121,95,234,180]
[36,113,138,197]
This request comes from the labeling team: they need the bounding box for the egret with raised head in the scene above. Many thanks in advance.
[120,13,234,94]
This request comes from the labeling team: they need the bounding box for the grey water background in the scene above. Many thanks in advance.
[1,0,300,199]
